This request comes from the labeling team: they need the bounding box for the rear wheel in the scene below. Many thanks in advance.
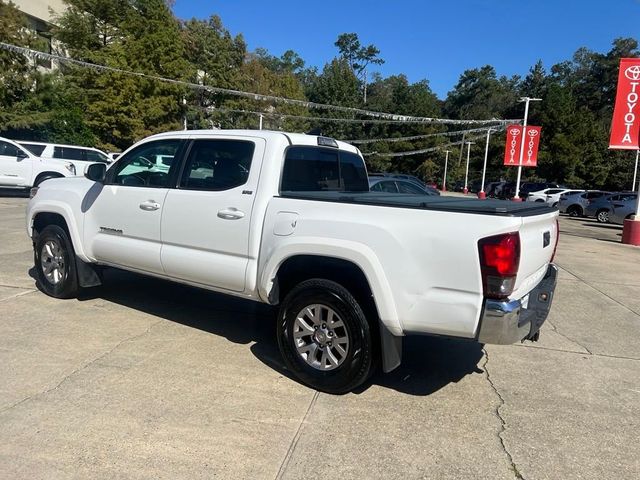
[277,279,374,394]
[34,225,79,299]
[596,209,610,223]
[567,205,582,217]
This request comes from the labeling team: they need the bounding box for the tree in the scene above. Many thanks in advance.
[0,1,39,118]
[54,0,192,149]
[444,66,519,120]
[334,32,384,101]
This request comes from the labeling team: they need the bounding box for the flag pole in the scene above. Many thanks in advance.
[513,97,541,201]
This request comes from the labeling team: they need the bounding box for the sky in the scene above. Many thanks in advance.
[172,0,640,99]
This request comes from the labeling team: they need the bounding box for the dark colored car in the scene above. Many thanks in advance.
[558,190,611,217]
[369,178,440,195]
[585,192,638,223]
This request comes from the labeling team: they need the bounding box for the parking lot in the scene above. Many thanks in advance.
[0,195,639,480]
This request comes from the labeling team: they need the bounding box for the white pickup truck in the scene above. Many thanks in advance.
[0,136,84,189]
[26,129,559,393]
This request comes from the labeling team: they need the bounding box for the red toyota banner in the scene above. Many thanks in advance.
[522,126,541,166]
[503,125,523,166]
[503,125,541,167]
[609,58,640,149]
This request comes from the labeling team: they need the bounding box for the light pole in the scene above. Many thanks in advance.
[513,97,542,201]
[463,141,474,194]
[442,150,450,192]
[259,114,263,130]
[182,97,187,131]
[632,150,639,192]
[478,128,494,199]
[623,153,640,245]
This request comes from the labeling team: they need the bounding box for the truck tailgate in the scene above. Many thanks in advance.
[512,211,559,299]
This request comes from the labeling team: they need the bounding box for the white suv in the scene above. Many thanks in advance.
[18,141,109,167]
[0,137,78,189]
[528,188,583,207]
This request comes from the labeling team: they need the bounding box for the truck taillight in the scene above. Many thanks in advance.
[478,232,520,300]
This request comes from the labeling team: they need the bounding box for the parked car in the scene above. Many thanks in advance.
[18,141,110,165]
[609,197,639,224]
[501,182,562,199]
[559,190,610,217]
[0,136,80,190]
[26,129,559,393]
[369,172,429,189]
[486,181,506,198]
[369,177,440,195]
[585,192,638,223]
[527,188,584,207]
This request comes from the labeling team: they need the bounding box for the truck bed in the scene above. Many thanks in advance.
[279,191,555,217]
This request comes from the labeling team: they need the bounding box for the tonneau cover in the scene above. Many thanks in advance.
[280,191,555,217]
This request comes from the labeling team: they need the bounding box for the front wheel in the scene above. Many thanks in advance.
[277,279,374,394]
[34,174,61,187]
[34,225,79,299]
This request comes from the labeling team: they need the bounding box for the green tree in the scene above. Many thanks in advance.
[54,0,191,149]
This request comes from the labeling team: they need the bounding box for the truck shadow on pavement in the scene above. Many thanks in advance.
[64,267,484,396]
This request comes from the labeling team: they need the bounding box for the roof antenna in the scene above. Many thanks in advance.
[306,127,322,136]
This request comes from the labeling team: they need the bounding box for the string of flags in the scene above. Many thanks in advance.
[363,127,505,157]
[0,41,516,126]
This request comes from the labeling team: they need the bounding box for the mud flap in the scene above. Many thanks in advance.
[380,323,403,373]
[76,257,102,288]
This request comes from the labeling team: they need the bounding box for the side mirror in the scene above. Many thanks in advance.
[17,150,29,159]
[85,163,107,183]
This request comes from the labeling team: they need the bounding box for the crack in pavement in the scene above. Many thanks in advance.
[482,348,525,480]
[0,319,164,416]
[545,319,593,355]
[0,289,37,303]
[517,343,640,362]
[555,263,640,318]
[0,284,34,290]
[274,390,319,480]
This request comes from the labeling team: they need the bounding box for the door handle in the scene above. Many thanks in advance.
[217,207,245,220]
[139,200,160,211]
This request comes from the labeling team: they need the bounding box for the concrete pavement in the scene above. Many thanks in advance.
[0,195,638,479]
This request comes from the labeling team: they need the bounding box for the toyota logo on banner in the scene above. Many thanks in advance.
[503,125,542,167]
[624,65,640,81]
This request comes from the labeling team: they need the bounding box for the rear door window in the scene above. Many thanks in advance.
[180,139,254,191]
[397,182,424,194]
[54,146,85,161]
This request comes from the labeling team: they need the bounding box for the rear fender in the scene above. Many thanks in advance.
[259,237,401,336]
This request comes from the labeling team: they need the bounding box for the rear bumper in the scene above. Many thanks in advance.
[477,264,558,344]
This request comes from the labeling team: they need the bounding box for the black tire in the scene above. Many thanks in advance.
[34,225,79,299]
[277,279,374,394]
[535,199,545,203]
[567,205,582,217]
[34,174,61,187]
[596,209,610,223]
